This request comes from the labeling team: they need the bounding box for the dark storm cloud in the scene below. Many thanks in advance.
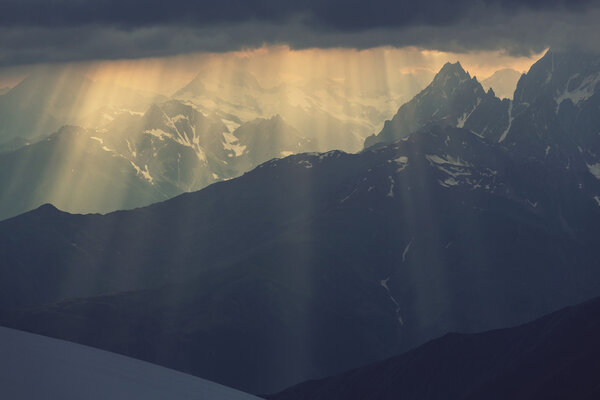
[0,0,593,28]
[1,0,599,66]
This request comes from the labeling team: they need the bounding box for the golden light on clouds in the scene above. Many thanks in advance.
[0,46,544,95]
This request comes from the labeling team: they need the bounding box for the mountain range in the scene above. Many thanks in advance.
[0,68,431,220]
[2,49,600,394]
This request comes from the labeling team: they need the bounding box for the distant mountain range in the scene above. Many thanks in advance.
[173,68,432,151]
[0,103,318,220]
[0,67,431,220]
[0,125,163,220]
[269,296,600,400]
[2,49,600,394]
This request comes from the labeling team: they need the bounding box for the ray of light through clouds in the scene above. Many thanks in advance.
[0,0,557,259]
[0,44,542,311]
[0,43,542,220]
[1,46,541,94]
[3,0,600,395]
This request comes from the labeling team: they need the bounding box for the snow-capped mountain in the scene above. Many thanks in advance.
[101,100,235,192]
[0,100,318,220]
[102,101,318,192]
[0,326,259,400]
[174,69,428,153]
[0,68,430,220]
[366,50,600,156]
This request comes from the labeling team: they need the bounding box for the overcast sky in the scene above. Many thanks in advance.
[1,0,599,68]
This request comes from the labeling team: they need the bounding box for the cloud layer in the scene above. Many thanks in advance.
[1,0,599,66]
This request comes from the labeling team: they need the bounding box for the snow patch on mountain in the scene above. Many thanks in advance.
[457,98,481,128]
[130,162,154,184]
[437,164,472,178]
[387,176,395,197]
[440,177,460,187]
[222,131,246,156]
[380,278,404,325]
[172,114,188,122]
[402,239,412,262]
[587,163,600,179]
[425,154,472,167]
[340,187,358,203]
[555,72,600,111]
[499,100,513,143]
[145,128,170,140]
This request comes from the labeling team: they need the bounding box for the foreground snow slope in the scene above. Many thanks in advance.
[0,326,259,400]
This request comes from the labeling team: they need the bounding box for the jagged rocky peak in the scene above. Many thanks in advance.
[364,61,490,148]
[426,61,483,97]
[173,72,207,97]
[432,61,471,83]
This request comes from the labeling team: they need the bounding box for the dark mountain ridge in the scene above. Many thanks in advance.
[364,61,511,147]
[269,295,600,400]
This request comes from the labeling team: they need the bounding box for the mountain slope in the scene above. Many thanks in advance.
[0,126,165,221]
[269,296,600,400]
[3,122,600,393]
[0,326,259,400]
[231,114,315,170]
[364,62,510,147]
[0,101,318,220]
